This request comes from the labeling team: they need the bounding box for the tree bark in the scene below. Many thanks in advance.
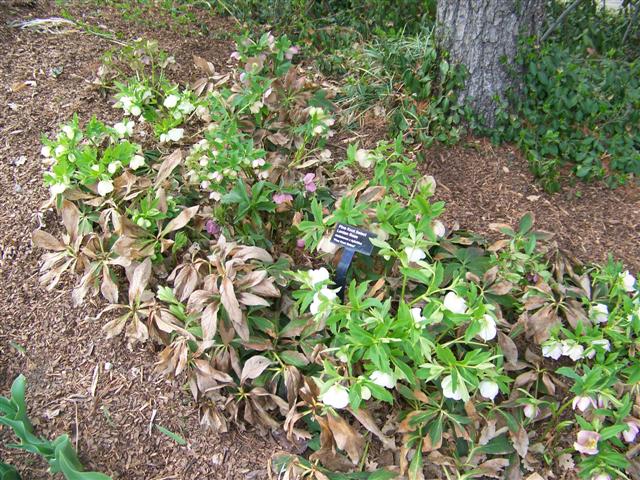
[437,0,545,126]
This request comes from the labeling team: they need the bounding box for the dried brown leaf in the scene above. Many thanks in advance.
[161,206,199,237]
[498,331,519,365]
[32,230,65,251]
[154,149,182,187]
[221,277,248,340]
[128,258,152,304]
[326,412,364,465]
[240,355,272,384]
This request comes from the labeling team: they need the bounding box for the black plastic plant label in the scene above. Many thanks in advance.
[330,223,375,255]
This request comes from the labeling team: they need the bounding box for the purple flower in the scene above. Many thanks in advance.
[303,173,317,193]
[273,193,293,205]
[574,430,600,455]
[296,238,305,249]
[205,219,221,238]
[623,419,640,443]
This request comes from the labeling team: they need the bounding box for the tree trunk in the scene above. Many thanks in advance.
[436,0,545,126]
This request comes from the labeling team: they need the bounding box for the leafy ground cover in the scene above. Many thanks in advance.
[0,1,639,480]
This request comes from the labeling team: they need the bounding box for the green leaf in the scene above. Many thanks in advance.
[155,425,187,445]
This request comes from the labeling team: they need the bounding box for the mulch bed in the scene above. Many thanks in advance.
[0,1,638,479]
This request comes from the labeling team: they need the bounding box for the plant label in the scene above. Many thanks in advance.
[330,223,375,256]
[330,223,375,300]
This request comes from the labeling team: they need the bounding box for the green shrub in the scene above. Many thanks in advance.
[492,4,640,191]
[31,33,640,480]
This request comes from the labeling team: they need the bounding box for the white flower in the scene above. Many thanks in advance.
[355,149,372,168]
[120,96,133,111]
[62,125,74,140]
[97,180,114,196]
[433,220,446,239]
[252,158,266,169]
[130,105,142,117]
[163,94,179,109]
[321,384,349,409]
[130,155,145,170]
[585,339,611,359]
[572,395,596,412]
[312,125,324,135]
[542,340,563,360]
[54,145,67,157]
[405,246,426,263]
[411,307,426,325]
[370,371,395,389]
[477,314,497,341]
[107,161,121,175]
[308,268,330,286]
[591,303,609,324]
[443,291,467,315]
[479,380,499,401]
[178,100,195,115]
[523,404,539,419]
[562,340,584,361]
[360,386,371,401]
[441,375,463,401]
[160,128,184,143]
[310,287,339,316]
[622,271,637,293]
[418,175,437,195]
[114,120,134,138]
[50,183,67,195]
[41,145,52,157]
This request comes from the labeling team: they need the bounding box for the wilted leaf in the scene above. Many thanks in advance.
[201,302,219,341]
[161,206,199,237]
[240,355,272,384]
[155,149,182,187]
[524,305,560,343]
[61,199,80,238]
[326,412,365,465]
[474,458,510,478]
[489,281,514,295]
[100,265,119,303]
[32,230,65,251]
[510,426,529,458]
[128,258,152,304]
[498,332,519,365]
[238,292,270,307]
[221,277,248,340]
[349,407,395,450]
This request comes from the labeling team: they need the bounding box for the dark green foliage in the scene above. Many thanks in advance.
[493,3,640,191]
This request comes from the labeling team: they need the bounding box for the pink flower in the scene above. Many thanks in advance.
[273,193,293,205]
[574,430,600,455]
[230,51,241,60]
[296,238,305,249]
[205,219,221,238]
[572,395,596,412]
[303,173,317,193]
[285,45,300,60]
[623,419,640,443]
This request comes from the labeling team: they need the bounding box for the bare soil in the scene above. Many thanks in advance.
[0,1,638,479]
